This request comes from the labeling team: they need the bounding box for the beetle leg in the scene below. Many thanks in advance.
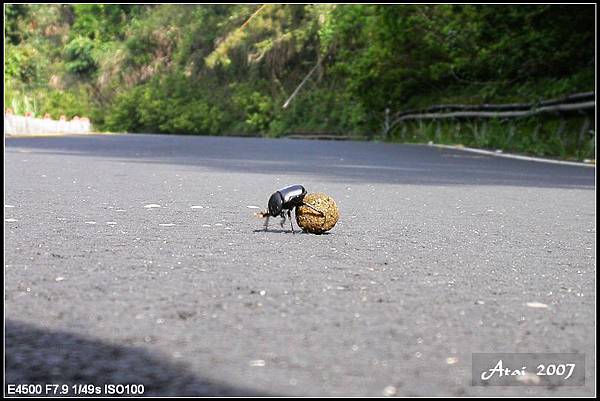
[302,202,326,227]
[302,202,325,216]
[287,209,295,234]
[279,212,286,229]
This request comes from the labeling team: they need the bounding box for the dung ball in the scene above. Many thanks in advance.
[296,192,339,234]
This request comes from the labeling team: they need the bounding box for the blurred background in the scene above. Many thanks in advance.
[4,4,596,159]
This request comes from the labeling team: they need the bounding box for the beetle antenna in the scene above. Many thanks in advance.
[255,210,269,218]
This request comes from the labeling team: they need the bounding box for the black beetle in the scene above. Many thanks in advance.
[258,184,323,233]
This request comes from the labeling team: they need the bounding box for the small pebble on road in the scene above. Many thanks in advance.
[526,302,549,309]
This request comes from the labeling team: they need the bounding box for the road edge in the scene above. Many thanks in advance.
[429,143,596,168]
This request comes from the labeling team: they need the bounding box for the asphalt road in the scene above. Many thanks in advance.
[4,134,596,396]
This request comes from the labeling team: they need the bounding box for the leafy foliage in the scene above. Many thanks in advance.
[64,36,97,76]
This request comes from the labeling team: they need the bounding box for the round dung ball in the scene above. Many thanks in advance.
[296,192,339,234]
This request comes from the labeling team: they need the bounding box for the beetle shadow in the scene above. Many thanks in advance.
[252,229,331,235]
[252,228,306,234]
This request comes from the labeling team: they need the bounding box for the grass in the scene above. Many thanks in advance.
[386,115,595,162]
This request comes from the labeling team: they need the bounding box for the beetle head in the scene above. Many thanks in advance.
[268,192,284,216]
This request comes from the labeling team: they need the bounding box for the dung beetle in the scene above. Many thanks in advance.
[258,184,324,233]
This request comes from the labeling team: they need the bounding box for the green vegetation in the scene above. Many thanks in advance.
[391,117,595,161]
[4,5,595,159]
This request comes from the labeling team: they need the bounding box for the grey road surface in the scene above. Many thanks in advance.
[4,134,596,396]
